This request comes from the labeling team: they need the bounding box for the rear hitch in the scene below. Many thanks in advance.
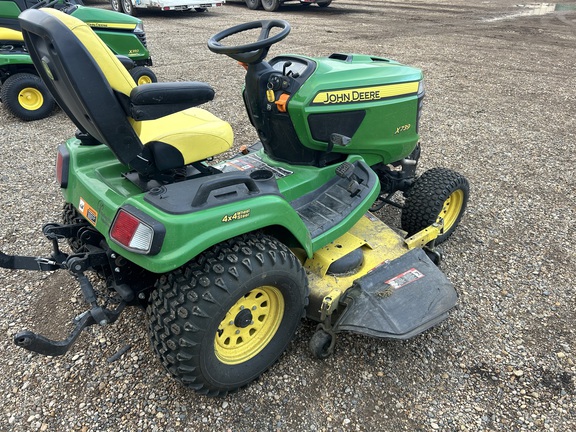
[13,302,125,357]
[9,259,129,356]
[2,222,132,356]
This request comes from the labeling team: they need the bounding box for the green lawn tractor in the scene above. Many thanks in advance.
[3,9,470,396]
[0,0,155,120]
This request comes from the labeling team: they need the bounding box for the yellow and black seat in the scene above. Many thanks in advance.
[18,8,233,177]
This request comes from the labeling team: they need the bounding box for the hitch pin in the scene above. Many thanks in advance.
[73,310,90,323]
[36,257,59,270]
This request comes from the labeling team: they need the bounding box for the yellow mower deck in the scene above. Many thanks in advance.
[303,213,456,339]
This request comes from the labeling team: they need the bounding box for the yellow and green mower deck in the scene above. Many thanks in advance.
[302,213,457,339]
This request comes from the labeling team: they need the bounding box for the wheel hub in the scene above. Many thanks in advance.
[215,286,284,365]
[234,308,253,328]
[18,87,43,111]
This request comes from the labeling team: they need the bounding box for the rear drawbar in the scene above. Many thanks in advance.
[1,223,130,356]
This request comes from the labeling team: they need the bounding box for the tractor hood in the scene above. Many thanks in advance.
[278,53,424,165]
[69,5,141,30]
[302,53,422,93]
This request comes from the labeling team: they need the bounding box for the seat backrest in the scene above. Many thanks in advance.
[19,8,145,169]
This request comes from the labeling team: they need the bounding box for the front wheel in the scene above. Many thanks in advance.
[129,66,158,86]
[0,73,56,121]
[317,0,332,7]
[261,0,281,12]
[147,233,309,396]
[401,167,469,244]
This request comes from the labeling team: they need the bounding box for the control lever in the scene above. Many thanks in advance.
[327,133,352,154]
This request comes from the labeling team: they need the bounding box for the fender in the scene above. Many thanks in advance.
[111,193,313,274]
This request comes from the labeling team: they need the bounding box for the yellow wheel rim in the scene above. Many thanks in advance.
[215,286,284,365]
[18,87,43,111]
[437,189,465,231]
[137,75,153,85]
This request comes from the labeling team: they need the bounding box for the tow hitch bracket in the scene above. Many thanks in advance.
[1,222,130,356]
[13,302,126,356]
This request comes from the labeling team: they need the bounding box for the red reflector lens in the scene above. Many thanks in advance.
[110,210,140,246]
[56,144,69,188]
[56,152,63,184]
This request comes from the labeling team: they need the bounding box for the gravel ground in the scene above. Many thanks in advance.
[1,0,575,430]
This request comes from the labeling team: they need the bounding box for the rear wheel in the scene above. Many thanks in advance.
[147,233,308,396]
[245,0,261,9]
[129,66,158,86]
[1,73,55,121]
[401,168,469,244]
[317,0,332,7]
[261,0,281,12]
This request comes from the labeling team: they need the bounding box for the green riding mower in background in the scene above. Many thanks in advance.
[2,9,470,396]
[0,0,156,120]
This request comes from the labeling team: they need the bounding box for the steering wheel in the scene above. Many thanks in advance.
[207,20,291,65]
[31,0,59,8]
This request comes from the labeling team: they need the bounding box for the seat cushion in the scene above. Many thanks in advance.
[132,107,234,169]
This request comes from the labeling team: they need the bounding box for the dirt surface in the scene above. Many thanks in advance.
[0,0,575,430]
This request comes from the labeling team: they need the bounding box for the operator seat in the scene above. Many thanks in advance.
[18,8,233,177]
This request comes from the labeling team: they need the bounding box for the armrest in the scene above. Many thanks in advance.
[129,82,215,121]
[115,55,135,71]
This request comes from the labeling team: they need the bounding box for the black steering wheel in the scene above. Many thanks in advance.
[207,20,291,65]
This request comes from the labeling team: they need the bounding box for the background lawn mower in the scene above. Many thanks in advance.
[2,9,469,396]
[0,0,156,120]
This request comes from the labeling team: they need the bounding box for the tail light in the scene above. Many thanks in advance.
[110,206,165,255]
[56,144,70,188]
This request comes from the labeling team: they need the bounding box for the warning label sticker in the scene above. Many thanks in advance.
[213,153,293,178]
[79,197,98,227]
[385,268,424,290]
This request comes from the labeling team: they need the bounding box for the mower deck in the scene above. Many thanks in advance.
[304,213,457,338]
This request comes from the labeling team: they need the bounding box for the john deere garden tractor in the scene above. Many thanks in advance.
[0,0,155,120]
[1,9,470,396]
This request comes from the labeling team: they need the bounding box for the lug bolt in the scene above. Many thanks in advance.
[229,320,234,326]
[235,330,240,335]
[114,267,120,273]
[252,306,257,310]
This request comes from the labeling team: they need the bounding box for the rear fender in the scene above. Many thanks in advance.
[108,194,313,274]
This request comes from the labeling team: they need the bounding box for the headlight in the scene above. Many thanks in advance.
[417,80,425,97]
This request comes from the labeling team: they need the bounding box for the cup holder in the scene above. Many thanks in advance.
[250,169,274,182]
